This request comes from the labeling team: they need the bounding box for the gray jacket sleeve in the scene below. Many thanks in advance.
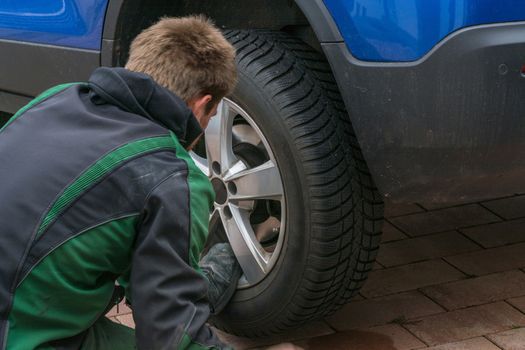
[129,172,228,350]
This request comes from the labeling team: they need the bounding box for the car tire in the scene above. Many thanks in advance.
[208,30,384,337]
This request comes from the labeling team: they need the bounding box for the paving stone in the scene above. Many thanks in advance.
[364,324,427,350]
[298,324,425,350]
[424,337,501,350]
[215,321,334,349]
[117,301,132,315]
[381,221,408,243]
[385,201,424,218]
[326,291,444,330]
[108,316,121,324]
[461,218,525,248]
[116,314,135,328]
[405,302,525,346]
[506,296,525,313]
[390,205,500,237]
[372,261,384,270]
[353,293,365,301]
[422,270,525,311]
[445,242,525,276]
[360,259,466,298]
[377,231,479,267]
[261,344,306,350]
[215,330,270,350]
[419,199,477,211]
[482,195,525,220]
[106,305,119,317]
[104,299,131,317]
[487,327,525,350]
[214,329,255,349]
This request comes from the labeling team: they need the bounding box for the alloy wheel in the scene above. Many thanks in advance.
[190,99,286,288]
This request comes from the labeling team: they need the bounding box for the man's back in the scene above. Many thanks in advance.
[0,68,218,349]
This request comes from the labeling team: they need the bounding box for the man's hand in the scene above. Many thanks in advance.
[199,243,242,315]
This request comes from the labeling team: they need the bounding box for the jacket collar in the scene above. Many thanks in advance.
[88,67,202,147]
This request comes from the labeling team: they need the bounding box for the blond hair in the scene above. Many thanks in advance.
[125,16,237,105]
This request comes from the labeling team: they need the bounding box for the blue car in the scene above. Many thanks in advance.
[1,0,524,337]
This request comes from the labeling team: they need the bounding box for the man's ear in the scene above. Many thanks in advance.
[188,94,213,121]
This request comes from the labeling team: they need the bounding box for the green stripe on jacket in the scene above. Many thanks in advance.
[7,215,139,350]
[0,83,85,133]
[38,136,176,237]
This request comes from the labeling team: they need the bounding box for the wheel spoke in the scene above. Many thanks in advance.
[220,204,268,284]
[226,160,283,201]
[205,100,237,176]
[223,160,248,179]
[189,151,210,177]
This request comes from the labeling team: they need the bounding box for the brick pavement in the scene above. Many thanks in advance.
[109,194,525,349]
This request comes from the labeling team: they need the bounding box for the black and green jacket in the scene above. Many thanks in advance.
[0,67,224,349]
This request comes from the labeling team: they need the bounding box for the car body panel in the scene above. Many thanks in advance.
[321,21,525,202]
[324,0,525,62]
[0,0,108,50]
[1,0,525,203]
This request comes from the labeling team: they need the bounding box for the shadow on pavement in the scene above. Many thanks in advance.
[299,330,398,350]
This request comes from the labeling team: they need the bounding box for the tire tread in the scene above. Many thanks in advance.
[218,30,384,337]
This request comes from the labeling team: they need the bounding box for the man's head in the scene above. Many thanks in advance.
[125,16,237,129]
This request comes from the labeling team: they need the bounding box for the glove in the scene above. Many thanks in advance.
[199,243,242,315]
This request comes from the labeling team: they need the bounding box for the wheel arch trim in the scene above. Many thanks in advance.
[294,0,343,43]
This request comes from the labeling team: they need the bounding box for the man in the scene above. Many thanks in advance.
[0,16,240,349]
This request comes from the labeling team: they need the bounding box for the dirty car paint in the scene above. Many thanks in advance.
[0,0,108,50]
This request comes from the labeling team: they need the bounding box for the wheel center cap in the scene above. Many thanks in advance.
[211,178,228,205]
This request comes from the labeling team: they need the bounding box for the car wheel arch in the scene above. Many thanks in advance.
[101,0,333,66]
